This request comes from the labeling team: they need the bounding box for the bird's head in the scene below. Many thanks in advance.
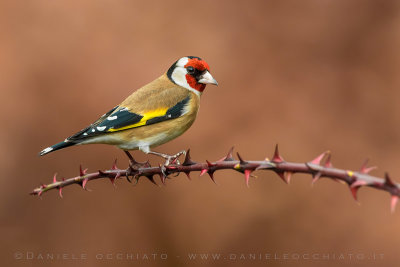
[167,56,218,95]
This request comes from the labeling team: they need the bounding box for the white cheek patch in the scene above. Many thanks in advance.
[172,67,190,89]
[97,126,106,131]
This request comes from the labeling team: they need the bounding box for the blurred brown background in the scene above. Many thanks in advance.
[1,0,400,266]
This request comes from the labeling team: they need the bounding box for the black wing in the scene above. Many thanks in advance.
[68,96,190,141]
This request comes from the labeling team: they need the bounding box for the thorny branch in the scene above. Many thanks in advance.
[31,146,400,212]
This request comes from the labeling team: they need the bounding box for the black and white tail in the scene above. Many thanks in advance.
[39,140,77,156]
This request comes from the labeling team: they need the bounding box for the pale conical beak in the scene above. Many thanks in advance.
[198,71,218,86]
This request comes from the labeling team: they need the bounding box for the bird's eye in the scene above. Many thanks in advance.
[186,66,195,74]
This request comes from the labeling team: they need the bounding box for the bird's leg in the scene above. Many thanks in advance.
[147,150,186,166]
[124,150,135,164]
[124,150,150,184]
[124,150,151,167]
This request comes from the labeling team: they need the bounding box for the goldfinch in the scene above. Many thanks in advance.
[39,56,218,163]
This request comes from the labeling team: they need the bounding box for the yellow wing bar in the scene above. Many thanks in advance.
[107,108,168,132]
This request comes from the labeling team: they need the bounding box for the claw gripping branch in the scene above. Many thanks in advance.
[31,145,400,212]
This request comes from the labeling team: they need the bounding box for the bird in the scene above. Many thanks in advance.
[39,56,218,164]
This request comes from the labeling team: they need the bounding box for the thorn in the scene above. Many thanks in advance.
[359,158,369,172]
[350,180,367,188]
[184,171,191,180]
[324,154,333,168]
[208,171,217,184]
[359,159,377,174]
[275,171,287,184]
[82,178,89,189]
[309,151,329,165]
[132,176,140,186]
[109,172,120,186]
[391,195,399,213]
[126,172,133,183]
[183,149,196,166]
[311,172,322,185]
[79,165,87,177]
[363,166,377,174]
[206,160,215,167]
[200,169,208,176]
[53,173,62,198]
[219,146,235,162]
[38,190,43,197]
[272,144,284,163]
[285,172,292,184]
[384,173,397,188]
[145,175,158,186]
[244,169,251,187]
[236,152,247,164]
[111,159,118,170]
[349,186,360,202]
[349,180,367,202]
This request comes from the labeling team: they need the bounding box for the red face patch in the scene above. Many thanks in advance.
[184,58,210,72]
[184,58,210,92]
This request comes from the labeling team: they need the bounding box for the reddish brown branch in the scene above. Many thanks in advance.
[31,146,400,212]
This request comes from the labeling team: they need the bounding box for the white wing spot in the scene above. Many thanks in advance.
[97,126,106,131]
[107,115,118,121]
[83,133,88,136]
[92,129,95,132]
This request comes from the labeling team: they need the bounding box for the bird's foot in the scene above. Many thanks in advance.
[147,150,186,179]
[155,150,186,180]
[149,150,186,166]
[165,150,186,166]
